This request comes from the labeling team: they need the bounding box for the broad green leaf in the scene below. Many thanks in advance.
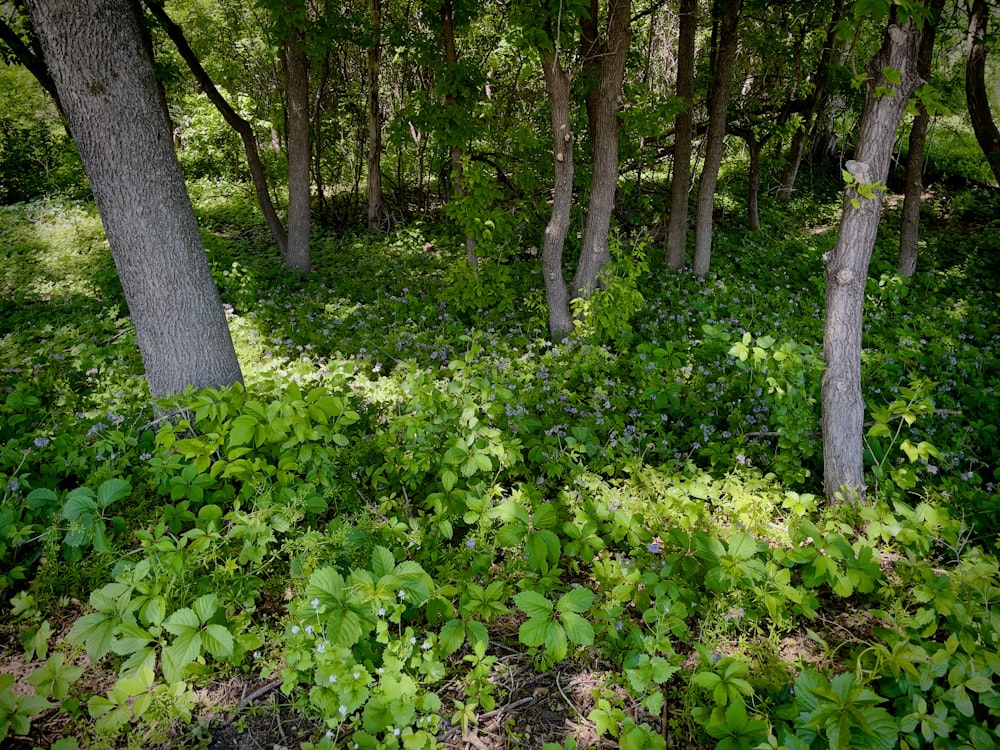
[514,590,553,619]
[560,612,594,646]
[371,546,396,579]
[97,478,130,507]
[62,488,97,521]
[202,624,234,659]
[556,587,593,614]
[67,612,116,663]
[162,607,199,636]
[518,616,551,648]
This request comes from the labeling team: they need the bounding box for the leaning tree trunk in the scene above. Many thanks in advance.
[776,0,844,202]
[142,0,289,257]
[822,20,922,504]
[367,0,383,230]
[25,0,243,398]
[665,0,697,269]
[571,0,631,298]
[898,0,943,277]
[966,0,1000,186]
[539,40,574,341]
[692,0,740,277]
[283,23,311,273]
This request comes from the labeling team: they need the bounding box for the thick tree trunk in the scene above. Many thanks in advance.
[692,0,740,277]
[966,0,1000,186]
[822,21,922,504]
[665,0,697,270]
[571,0,631,298]
[283,23,311,273]
[898,0,943,277]
[776,0,844,202]
[142,0,289,257]
[539,42,574,341]
[367,0,383,230]
[25,0,242,397]
[441,0,478,269]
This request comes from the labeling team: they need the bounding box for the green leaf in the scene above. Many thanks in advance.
[556,587,594,614]
[560,612,594,646]
[62,488,97,521]
[97,478,130,507]
[67,612,116,663]
[518,616,551,648]
[371,546,395,579]
[228,415,258,448]
[514,590,553,619]
[202,624,234,660]
[162,607,199,636]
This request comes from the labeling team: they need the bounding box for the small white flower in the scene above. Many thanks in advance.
[311,597,320,609]
[393,727,401,737]
[316,642,326,654]
[421,641,432,650]
[339,704,348,716]
[409,636,417,645]
[352,671,360,679]
[328,674,337,683]
[378,607,386,617]
[397,590,406,600]
[305,625,314,634]
[291,625,301,635]
[326,730,334,739]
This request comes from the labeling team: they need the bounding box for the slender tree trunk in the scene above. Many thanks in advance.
[572,0,631,298]
[367,0,383,230]
[666,0,697,269]
[822,21,922,504]
[692,0,740,276]
[441,0,478,269]
[966,0,1000,186]
[25,0,242,397]
[539,40,574,341]
[283,21,311,273]
[776,0,844,201]
[898,0,943,277]
[142,0,289,257]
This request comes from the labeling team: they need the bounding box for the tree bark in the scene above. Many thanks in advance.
[776,0,844,202]
[24,0,242,398]
[571,0,631,298]
[822,21,922,504]
[966,0,1000,186]
[441,0,478,269]
[665,0,697,269]
[539,39,574,341]
[692,0,740,277]
[367,0,383,230]
[282,19,311,273]
[142,0,289,258]
[898,0,943,277]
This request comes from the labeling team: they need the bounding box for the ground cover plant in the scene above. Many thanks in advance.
[1,167,999,750]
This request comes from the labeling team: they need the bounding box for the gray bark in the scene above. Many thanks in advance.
[539,42,574,341]
[776,0,844,202]
[665,0,697,269]
[898,0,943,277]
[822,21,922,504]
[966,0,1000,186]
[283,23,311,273]
[692,0,740,277]
[142,0,289,258]
[571,0,631,298]
[24,0,243,398]
[367,0,383,230]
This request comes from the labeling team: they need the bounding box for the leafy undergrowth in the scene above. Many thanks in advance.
[1,178,999,749]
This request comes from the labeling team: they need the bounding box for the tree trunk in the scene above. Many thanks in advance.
[665,0,697,270]
[367,0,383,230]
[142,0,289,257]
[692,0,740,277]
[441,0,478,269]
[822,21,922,505]
[283,21,311,273]
[776,0,844,202]
[572,0,631,298]
[966,0,1000,186]
[24,0,242,398]
[898,0,943,277]
[539,40,574,341]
